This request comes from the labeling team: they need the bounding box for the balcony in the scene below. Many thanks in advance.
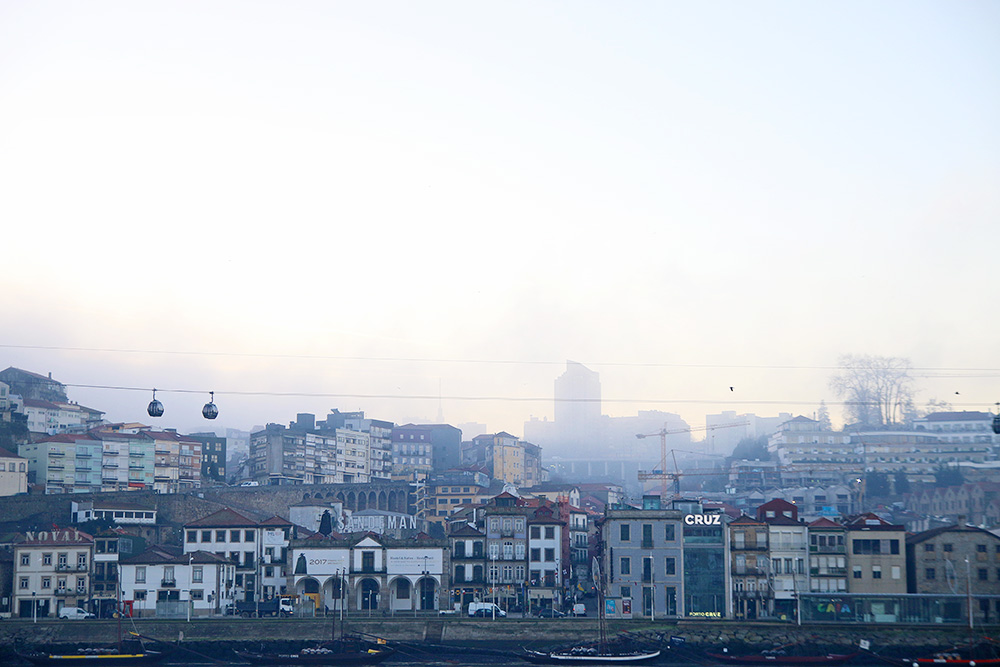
[102,463,119,469]
[161,578,176,587]
[732,543,769,551]
[54,588,71,597]
[809,545,845,554]
[810,567,847,576]
[733,567,767,576]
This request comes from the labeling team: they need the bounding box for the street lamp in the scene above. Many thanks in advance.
[32,591,37,624]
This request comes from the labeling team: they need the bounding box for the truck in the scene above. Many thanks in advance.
[225,598,294,618]
[468,602,506,618]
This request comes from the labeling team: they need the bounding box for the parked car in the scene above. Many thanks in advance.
[58,607,95,620]
[468,602,506,617]
[571,603,587,617]
[535,608,566,618]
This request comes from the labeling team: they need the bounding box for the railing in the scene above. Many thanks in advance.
[161,578,176,587]
[809,545,846,553]
[732,544,769,551]
[733,567,768,575]
[810,567,847,576]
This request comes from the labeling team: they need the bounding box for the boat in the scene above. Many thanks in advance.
[865,640,1000,667]
[234,635,395,665]
[521,646,661,664]
[519,558,660,665]
[704,650,860,665]
[16,637,171,666]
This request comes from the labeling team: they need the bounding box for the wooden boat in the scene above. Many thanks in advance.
[521,647,661,664]
[705,651,860,666]
[235,636,395,665]
[864,637,1000,667]
[16,639,171,666]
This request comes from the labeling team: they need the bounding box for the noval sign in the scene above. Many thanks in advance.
[683,514,721,525]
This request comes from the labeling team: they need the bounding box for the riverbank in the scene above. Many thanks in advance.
[1,617,992,657]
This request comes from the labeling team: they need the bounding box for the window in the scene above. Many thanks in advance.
[979,568,989,581]
[216,530,226,541]
[892,566,901,579]
[201,530,211,542]
[853,566,862,579]
[136,567,146,583]
[890,540,899,555]
[664,557,676,575]
[620,524,630,542]
[926,568,936,580]
[41,577,51,589]
[135,590,147,600]
[978,544,988,553]
[530,548,541,562]
[620,557,631,575]
[186,531,197,543]
[78,554,87,568]
[872,566,882,579]
[245,530,255,542]
[924,543,935,552]
[544,548,555,562]
[58,553,67,567]
[620,586,631,599]
[530,526,541,539]
[190,589,204,600]
[20,554,29,566]
[853,539,881,555]
[664,524,675,541]
[231,530,241,542]
[545,526,554,540]
[19,577,29,589]
[944,543,953,552]
[193,566,203,583]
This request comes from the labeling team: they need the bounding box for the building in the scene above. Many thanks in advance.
[756,498,807,620]
[768,417,859,487]
[187,432,227,484]
[392,423,463,477]
[290,533,447,613]
[182,508,293,602]
[449,524,486,610]
[90,528,146,617]
[0,367,67,403]
[844,513,906,594]
[600,504,684,618]
[120,545,235,617]
[807,518,847,595]
[250,421,374,486]
[728,514,771,619]
[0,447,27,495]
[705,411,794,455]
[13,528,93,618]
[425,469,491,523]
[526,504,565,611]
[913,411,1000,448]
[906,524,1000,624]
[483,492,529,609]
[462,433,543,489]
[321,411,394,480]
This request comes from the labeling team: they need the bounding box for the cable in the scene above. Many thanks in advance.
[3,343,999,373]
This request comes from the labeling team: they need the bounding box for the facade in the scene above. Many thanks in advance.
[449,525,486,610]
[483,493,529,609]
[290,534,447,613]
[392,423,462,477]
[756,499,807,620]
[0,446,27,495]
[0,367,67,403]
[807,518,847,594]
[913,411,1000,447]
[844,513,906,594]
[601,505,684,619]
[188,432,227,484]
[249,422,374,486]
[182,508,293,602]
[120,546,235,617]
[13,528,93,618]
[906,524,1000,624]
[321,411,394,480]
[728,514,771,619]
[526,504,564,609]
[425,469,491,523]
[463,433,543,489]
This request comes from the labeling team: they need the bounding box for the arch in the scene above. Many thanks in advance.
[314,492,323,499]
[323,576,347,613]
[390,577,411,613]
[378,490,387,511]
[358,492,367,511]
[359,578,380,611]
[347,491,356,510]
[303,493,311,501]
[417,576,437,611]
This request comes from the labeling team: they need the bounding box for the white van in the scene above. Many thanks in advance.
[59,607,95,620]
[468,602,506,617]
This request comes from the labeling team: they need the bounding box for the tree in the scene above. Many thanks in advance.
[829,354,915,429]
[816,401,833,431]
[892,471,911,496]
[933,465,964,488]
[865,471,891,498]
[729,436,770,462]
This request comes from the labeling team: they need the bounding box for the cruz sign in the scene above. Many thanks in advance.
[683,514,721,525]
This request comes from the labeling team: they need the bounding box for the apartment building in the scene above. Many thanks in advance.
[449,525,486,609]
[807,518,847,594]
[728,514,771,619]
[120,545,235,617]
[462,432,543,489]
[249,421,373,485]
[483,493,529,609]
[0,447,27,496]
[425,469,491,523]
[321,411,394,480]
[526,504,564,610]
[906,525,1000,623]
[756,499,807,620]
[392,423,462,477]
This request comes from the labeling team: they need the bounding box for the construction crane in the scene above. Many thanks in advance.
[636,422,747,502]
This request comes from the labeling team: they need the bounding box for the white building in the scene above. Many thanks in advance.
[13,528,93,618]
[120,546,235,617]
[0,447,28,496]
[526,504,564,609]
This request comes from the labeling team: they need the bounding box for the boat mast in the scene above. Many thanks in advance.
[593,556,607,653]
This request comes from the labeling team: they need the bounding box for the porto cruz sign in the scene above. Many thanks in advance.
[683,514,721,526]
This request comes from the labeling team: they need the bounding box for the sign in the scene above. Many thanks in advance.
[605,599,616,616]
[683,514,721,525]
[386,549,442,575]
[345,513,417,534]
[299,549,349,576]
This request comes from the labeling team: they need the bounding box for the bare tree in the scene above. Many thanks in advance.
[829,354,915,428]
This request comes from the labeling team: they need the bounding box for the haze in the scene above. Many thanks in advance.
[2,1,998,438]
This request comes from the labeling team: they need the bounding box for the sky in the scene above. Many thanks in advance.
[1,1,998,441]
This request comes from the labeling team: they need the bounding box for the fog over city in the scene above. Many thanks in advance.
[2,2,998,446]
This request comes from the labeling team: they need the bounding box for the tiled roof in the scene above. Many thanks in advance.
[185,508,259,528]
[23,398,61,409]
[907,524,1000,544]
[923,411,992,421]
[0,447,23,459]
[259,516,293,527]
[808,517,842,528]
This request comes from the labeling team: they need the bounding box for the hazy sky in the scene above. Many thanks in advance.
[2,1,998,440]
